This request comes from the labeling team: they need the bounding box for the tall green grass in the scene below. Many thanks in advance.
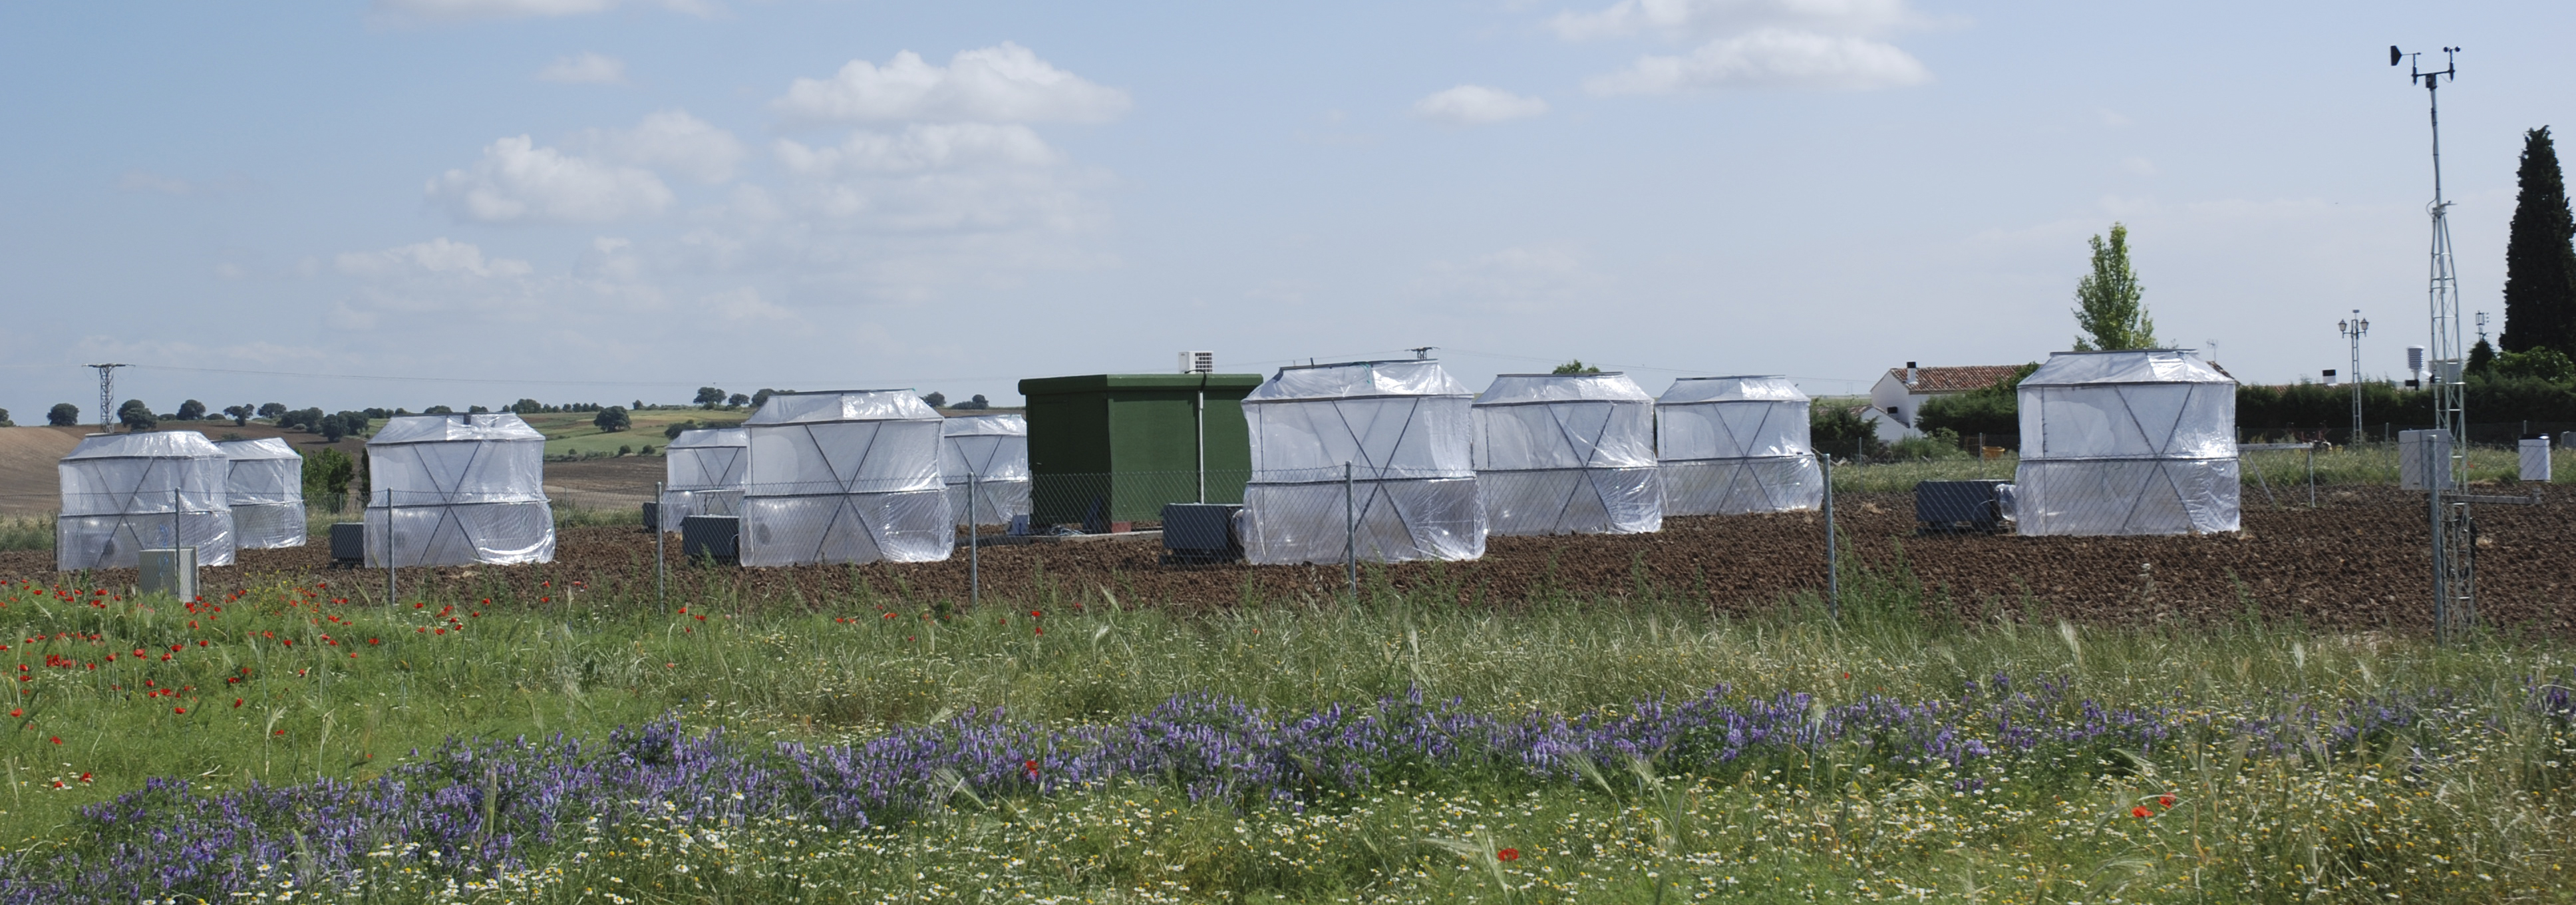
[0,516,49,552]
[3,556,2570,902]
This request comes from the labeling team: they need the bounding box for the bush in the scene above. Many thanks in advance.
[317,414,347,443]
[594,407,631,433]
[176,400,206,421]
[663,420,699,441]
[1885,428,1969,460]
[47,403,80,427]
[1810,404,1883,459]
[2496,347,2576,383]
[301,447,355,502]
[116,399,154,432]
[1914,363,2036,439]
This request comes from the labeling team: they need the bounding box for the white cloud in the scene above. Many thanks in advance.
[371,0,715,24]
[334,238,533,279]
[537,52,627,85]
[771,43,1131,124]
[705,287,794,321]
[575,110,744,184]
[1585,28,1928,94]
[427,135,675,223]
[774,123,1057,176]
[1551,0,1921,40]
[1411,86,1551,125]
[766,124,1095,232]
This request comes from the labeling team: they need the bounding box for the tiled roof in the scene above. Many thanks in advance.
[1883,365,2026,395]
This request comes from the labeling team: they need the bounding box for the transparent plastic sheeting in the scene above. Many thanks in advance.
[1239,361,1485,564]
[216,438,306,550]
[1655,376,1823,516]
[659,428,747,532]
[1472,373,1660,536]
[2013,350,2239,536]
[942,414,1032,526]
[365,414,554,566]
[740,391,953,566]
[57,431,236,570]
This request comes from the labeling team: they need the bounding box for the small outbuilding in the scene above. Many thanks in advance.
[1472,373,1661,536]
[659,427,748,531]
[941,414,1031,526]
[740,391,951,566]
[364,414,554,566]
[2012,349,2239,536]
[1238,359,1484,564]
[1656,376,1824,516]
[216,438,307,550]
[57,431,236,570]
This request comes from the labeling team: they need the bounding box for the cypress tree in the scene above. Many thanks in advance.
[2500,126,2576,355]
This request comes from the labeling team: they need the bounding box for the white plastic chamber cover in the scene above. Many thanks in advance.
[57,431,237,570]
[1239,360,1484,564]
[659,427,748,531]
[217,437,306,550]
[941,414,1031,526]
[364,414,555,566]
[2012,349,2239,536]
[1472,373,1660,535]
[740,391,953,566]
[1656,376,1823,516]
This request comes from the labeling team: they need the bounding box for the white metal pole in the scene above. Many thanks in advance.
[1822,453,1837,622]
[968,468,979,609]
[654,480,666,606]
[1196,383,1207,504]
[1344,461,1357,601]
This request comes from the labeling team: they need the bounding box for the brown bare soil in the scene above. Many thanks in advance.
[3,486,2568,636]
[544,456,663,513]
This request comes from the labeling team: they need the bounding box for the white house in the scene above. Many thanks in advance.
[1866,362,2027,443]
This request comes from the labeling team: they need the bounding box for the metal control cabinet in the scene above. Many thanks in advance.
[1016,373,1260,524]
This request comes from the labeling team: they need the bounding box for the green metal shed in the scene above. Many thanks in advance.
[1015,373,1260,525]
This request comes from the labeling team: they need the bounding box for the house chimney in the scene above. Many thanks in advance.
[1905,362,1918,386]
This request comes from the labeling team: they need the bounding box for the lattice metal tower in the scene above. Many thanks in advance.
[84,363,127,431]
[2396,44,2474,641]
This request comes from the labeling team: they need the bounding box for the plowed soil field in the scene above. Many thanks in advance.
[6,487,2571,635]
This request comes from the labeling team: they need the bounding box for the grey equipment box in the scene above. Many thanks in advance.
[681,515,738,564]
[1915,480,2009,534]
[1159,502,1243,565]
[139,547,197,601]
[329,523,367,567]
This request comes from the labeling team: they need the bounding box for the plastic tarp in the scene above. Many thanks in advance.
[942,414,1031,526]
[740,391,953,566]
[57,431,236,570]
[2013,349,2238,536]
[1655,376,1823,516]
[659,428,748,531]
[1239,360,1484,564]
[363,414,554,566]
[217,438,305,550]
[1472,373,1660,535]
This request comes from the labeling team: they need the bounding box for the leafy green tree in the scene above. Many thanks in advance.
[1915,363,2040,438]
[2468,337,2498,375]
[301,447,355,504]
[423,405,454,415]
[117,399,155,431]
[752,389,779,408]
[1809,405,1884,460]
[664,420,699,440]
[593,406,631,432]
[47,403,80,426]
[176,399,206,421]
[952,393,991,410]
[1551,360,1603,375]
[317,414,348,443]
[335,411,371,435]
[695,387,726,409]
[0,409,10,427]
[222,405,253,426]
[2496,347,2576,383]
[2501,127,2576,355]
[509,399,543,415]
[257,403,286,420]
[921,391,947,408]
[2071,223,2158,351]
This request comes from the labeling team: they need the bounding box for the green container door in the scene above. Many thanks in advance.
[1017,373,1259,524]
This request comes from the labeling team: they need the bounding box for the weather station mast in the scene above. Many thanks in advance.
[2393,44,2500,643]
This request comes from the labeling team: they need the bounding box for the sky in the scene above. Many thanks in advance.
[3,1,2572,419]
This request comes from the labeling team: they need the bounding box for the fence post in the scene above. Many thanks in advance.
[1822,452,1838,622]
[1344,462,1357,602]
[384,487,397,608]
[2307,443,2317,508]
[653,480,666,606]
[968,468,980,609]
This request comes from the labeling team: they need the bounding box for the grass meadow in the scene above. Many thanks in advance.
[0,557,2569,903]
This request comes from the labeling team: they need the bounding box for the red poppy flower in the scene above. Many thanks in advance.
[49,737,59,745]
[1497,848,1520,862]
[172,707,186,715]
[2159,795,2176,808]
[234,699,243,707]
[2131,806,2152,818]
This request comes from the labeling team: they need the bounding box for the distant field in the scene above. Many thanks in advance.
[518,408,746,457]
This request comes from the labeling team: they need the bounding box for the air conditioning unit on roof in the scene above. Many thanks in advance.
[1180,351,1215,374]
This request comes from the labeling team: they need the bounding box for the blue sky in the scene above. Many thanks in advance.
[3,1,2571,417]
